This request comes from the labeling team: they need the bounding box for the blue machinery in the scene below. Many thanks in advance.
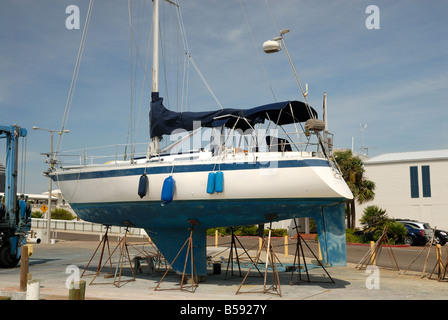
[0,124,31,268]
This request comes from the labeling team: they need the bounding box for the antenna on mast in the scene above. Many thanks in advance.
[359,123,376,156]
[323,92,328,133]
[360,123,367,155]
[262,29,315,119]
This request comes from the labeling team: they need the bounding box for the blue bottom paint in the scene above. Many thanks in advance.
[72,198,347,275]
[313,204,347,267]
[149,226,208,276]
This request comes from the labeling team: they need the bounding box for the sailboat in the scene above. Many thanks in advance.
[49,0,353,277]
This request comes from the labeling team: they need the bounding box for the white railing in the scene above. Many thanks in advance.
[56,142,149,167]
[31,218,146,236]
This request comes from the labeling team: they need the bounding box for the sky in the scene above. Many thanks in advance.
[1,0,447,194]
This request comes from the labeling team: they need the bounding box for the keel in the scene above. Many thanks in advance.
[146,224,208,277]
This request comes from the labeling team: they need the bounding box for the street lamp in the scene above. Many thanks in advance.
[32,126,69,244]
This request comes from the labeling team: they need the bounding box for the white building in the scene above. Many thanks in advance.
[0,189,75,216]
[357,149,448,231]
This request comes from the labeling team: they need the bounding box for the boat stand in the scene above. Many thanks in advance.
[289,220,334,285]
[405,227,446,279]
[429,243,446,281]
[83,227,136,287]
[154,219,200,293]
[81,225,113,279]
[236,223,282,297]
[437,251,448,282]
[225,227,263,279]
[356,226,399,271]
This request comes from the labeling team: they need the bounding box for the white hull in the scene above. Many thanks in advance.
[52,151,352,206]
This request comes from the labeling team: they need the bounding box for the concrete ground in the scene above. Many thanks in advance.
[1,233,447,303]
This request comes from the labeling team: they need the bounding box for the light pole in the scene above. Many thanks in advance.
[263,29,310,103]
[32,126,69,244]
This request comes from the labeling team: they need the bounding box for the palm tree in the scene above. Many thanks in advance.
[360,205,407,243]
[334,149,375,228]
[360,205,388,233]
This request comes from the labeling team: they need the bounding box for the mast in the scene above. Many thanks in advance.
[152,0,159,94]
[323,92,327,132]
[150,0,160,155]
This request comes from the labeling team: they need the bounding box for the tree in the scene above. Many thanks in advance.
[360,205,388,233]
[360,205,407,244]
[334,149,375,228]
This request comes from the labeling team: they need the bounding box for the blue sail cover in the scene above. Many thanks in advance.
[150,92,318,138]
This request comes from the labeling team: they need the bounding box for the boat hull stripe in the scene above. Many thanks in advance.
[54,158,330,181]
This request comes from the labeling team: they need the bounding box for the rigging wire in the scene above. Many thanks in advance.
[261,0,316,152]
[238,0,277,102]
[175,2,223,110]
[264,0,279,34]
[55,0,94,156]
[264,0,315,120]
[135,6,153,154]
[126,0,134,161]
[127,0,153,160]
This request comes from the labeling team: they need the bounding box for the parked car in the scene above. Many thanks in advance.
[401,224,429,246]
[434,230,448,245]
[395,219,448,246]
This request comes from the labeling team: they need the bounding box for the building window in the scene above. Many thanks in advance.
[421,165,431,197]
[410,166,419,198]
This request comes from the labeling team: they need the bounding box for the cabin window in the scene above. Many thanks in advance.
[410,166,419,198]
[421,165,431,198]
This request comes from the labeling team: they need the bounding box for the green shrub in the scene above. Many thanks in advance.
[51,208,76,220]
[31,208,75,220]
[234,225,258,236]
[385,221,407,245]
[360,205,388,233]
[206,227,227,236]
[358,205,408,245]
[266,228,288,237]
[346,229,363,243]
[206,225,288,237]
[32,211,43,218]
